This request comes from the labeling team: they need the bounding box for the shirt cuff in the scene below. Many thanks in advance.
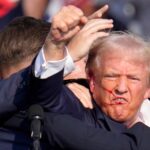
[34,47,75,79]
[34,47,66,79]
[64,46,75,76]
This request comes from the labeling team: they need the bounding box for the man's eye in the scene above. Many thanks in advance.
[104,75,117,79]
[128,76,140,81]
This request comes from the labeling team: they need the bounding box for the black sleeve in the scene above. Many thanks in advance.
[44,113,139,150]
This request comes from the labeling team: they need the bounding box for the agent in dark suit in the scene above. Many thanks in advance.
[0,16,51,120]
[0,16,53,149]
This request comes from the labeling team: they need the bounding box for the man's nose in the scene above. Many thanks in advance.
[114,77,128,95]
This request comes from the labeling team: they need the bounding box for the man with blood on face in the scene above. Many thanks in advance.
[86,32,150,127]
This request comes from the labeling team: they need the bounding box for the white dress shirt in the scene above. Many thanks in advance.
[139,99,150,127]
[34,47,75,79]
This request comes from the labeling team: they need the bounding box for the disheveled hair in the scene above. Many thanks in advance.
[86,31,150,83]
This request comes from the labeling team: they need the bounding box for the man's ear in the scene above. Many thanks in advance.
[89,77,95,93]
[86,70,95,93]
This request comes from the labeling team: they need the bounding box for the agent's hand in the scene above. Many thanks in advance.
[88,4,109,20]
[67,82,93,109]
[67,18,113,61]
[50,4,109,42]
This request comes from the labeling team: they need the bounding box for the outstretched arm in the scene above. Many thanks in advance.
[30,5,90,112]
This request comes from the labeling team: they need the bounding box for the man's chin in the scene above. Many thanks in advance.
[108,110,129,123]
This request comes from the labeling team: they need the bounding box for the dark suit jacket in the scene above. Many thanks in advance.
[0,68,65,149]
[45,113,150,150]
[0,67,65,120]
[0,66,31,120]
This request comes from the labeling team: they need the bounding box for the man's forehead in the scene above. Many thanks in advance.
[97,54,148,75]
[99,46,146,64]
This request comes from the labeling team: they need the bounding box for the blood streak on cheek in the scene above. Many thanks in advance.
[102,87,115,97]
[102,87,126,105]
[101,87,119,105]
